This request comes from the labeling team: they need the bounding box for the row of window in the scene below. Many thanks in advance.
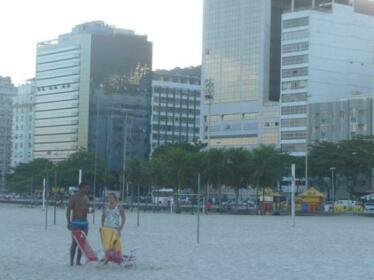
[152,124,199,134]
[153,115,199,124]
[282,29,309,41]
[153,96,200,106]
[152,134,196,142]
[206,113,258,122]
[14,143,32,149]
[209,137,258,147]
[281,131,306,140]
[281,105,307,115]
[282,55,308,66]
[153,106,200,115]
[282,80,308,91]
[282,67,308,78]
[264,122,279,128]
[153,87,200,96]
[283,17,309,29]
[37,83,71,92]
[282,92,307,103]
[281,118,306,128]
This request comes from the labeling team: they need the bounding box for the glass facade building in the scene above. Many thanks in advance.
[34,21,152,170]
[202,0,289,149]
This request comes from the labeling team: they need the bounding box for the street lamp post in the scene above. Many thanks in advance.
[305,94,312,190]
[204,79,214,148]
[122,113,128,203]
[330,167,336,203]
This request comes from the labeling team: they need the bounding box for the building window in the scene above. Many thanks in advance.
[281,105,307,115]
[282,80,308,91]
[282,42,309,54]
[281,131,306,140]
[262,133,278,145]
[282,67,308,78]
[283,17,309,29]
[282,55,308,66]
[282,92,307,103]
[281,118,306,128]
[282,29,309,41]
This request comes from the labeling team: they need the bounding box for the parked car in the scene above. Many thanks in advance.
[364,203,374,211]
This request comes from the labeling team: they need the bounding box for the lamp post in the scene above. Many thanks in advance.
[204,79,214,148]
[305,94,312,190]
[330,167,336,203]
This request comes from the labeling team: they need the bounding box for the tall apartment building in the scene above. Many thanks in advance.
[11,80,35,168]
[309,96,373,143]
[34,21,152,170]
[0,77,16,192]
[151,71,201,153]
[280,1,374,155]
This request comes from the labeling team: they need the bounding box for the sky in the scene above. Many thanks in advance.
[0,0,203,85]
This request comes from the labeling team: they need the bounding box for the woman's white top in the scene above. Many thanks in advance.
[104,205,121,229]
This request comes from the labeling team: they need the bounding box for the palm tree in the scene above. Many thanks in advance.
[224,148,252,207]
[250,145,288,214]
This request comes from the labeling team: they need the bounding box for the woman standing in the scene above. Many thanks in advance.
[102,193,126,232]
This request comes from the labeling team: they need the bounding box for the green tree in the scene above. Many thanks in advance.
[56,150,114,193]
[224,148,253,206]
[7,158,54,194]
[203,148,227,203]
[250,145,288,212]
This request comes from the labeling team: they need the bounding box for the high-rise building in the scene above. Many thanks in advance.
[0,77,16,192]
[201,0,356,149]
[151,70,201,153]
[201,0,295,149]
[11,80,35,168]
[34,21,152,169]
[280,2,374,155]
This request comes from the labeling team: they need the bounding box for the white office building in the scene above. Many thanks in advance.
[280,1,374,155]
[34,31,91,162]
[151,72,201,153]
[11,80,35,167]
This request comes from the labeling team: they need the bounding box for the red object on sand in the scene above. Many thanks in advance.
[72,230,98,262]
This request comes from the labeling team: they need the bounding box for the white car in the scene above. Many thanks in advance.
[364,203,374,211]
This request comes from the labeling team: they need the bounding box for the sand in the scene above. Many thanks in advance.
[1,203,374,280]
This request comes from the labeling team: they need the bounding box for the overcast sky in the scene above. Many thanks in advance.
[0,0,203,84]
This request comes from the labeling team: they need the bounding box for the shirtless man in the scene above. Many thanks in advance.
[66,182,90,266]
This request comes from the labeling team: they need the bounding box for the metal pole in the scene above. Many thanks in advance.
[202,196,206,215]
[137,184,140,227]
[42,178,46,210]
[44,178,48,232]
[93,94,101,224]
[78,169,82,185]
[305,97,309,190]
[197,173,201,244]
[332,169,335,203]
[53,196,56,225]
[122,113,128,203]
[291,164,296,227]
[53,201,56,225]
[331,167,336,204]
